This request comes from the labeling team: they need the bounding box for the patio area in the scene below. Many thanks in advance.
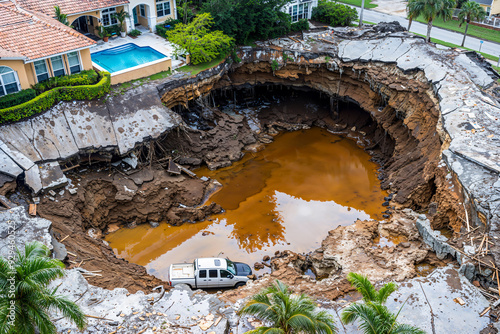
[90,28,185,84]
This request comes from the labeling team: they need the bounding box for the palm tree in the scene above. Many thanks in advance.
[54,6,69,26]
[458,1,487,46]
[239,280,337,334]
[341,273,425,334]
[406,0,456,42]
[113,9,131,33]
[0,242,87,334]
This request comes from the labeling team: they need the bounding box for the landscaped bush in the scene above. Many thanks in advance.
[0,89,36,109]
[312,0,358,26]
[128,29,142,37]
[291,19,310,31]
[32,70,99,94]
[0,72,110,124]
[156,18,182,38]
[104,24,121,35]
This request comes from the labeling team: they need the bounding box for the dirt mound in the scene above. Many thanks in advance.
[37,167,221,292]
[221,209,445,302]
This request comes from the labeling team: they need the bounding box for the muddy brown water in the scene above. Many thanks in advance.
[106,127,389,279]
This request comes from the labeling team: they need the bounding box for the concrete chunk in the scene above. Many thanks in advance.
[0,148,22,177]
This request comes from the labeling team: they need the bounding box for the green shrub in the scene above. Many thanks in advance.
[0,89,36,109]
[290,19,309,32]
[156,18,182,38]
[271,59,279,71]
[104,24,121,35]
[32,70,99,94]
[312,0,358,26]
[0,72,110,124]
[128,29,142,37]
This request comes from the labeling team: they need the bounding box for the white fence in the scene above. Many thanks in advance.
[452,8,500,28]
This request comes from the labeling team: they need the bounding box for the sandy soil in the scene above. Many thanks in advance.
[371,0,408,18]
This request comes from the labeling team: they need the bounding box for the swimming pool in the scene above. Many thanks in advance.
[91,43,167,73]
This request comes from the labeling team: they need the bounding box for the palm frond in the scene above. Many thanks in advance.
[390,323,427,334]
[346,273,378,302]
[245,327,285,334]
[377,282,398,304]
[287,313,316,332]
[38,294,87,330]
[23,242,50,260]
[341,303,380,334]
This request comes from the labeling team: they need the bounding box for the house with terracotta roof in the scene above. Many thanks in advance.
[0,0,95,96]
[17,0,177,36]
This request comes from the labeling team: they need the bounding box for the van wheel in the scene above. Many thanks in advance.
[235,282,246,288]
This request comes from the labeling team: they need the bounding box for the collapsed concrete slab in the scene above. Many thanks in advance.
[0,83,181,193]
[386,266,490,333]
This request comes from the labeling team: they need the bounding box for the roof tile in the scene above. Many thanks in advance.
[0,1,96,61]
[16,0,129,16]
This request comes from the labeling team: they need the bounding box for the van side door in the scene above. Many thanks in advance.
[207,269,219,288]
[219,269,234,287]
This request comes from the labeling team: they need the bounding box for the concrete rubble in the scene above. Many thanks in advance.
[49,272,231,334]
[0,206,53,258]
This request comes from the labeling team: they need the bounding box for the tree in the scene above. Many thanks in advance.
[239,280,337,334]
[311,0,358,27]
[0,242,87,334]
[167,13,234,64]
[113,9,131,32]
[201,0,292,45]
[341,273,425,334]
[458,1,486,46]
[406,0,456,42]
[54,6,69,26]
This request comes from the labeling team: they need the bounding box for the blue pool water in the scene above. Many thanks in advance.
[91,43,167,73]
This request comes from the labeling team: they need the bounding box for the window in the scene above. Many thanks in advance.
[34,60,49,83]
[199,270,207,278]
[101,7,117,26]
[140,4,146,17]
[220,270,232,278]
[156,0,171,17]
[67,52,81,74]
[51,55,66,77]
[0,66,20,96]
[289,3,309,22]
[208,270,218,278]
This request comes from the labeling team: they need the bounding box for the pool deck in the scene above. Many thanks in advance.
[90,29,184,71]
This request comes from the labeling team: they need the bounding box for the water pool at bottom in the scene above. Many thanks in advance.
[106,127,389,280]
[91,43,167,73]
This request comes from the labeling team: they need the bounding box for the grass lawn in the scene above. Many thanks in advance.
[415,16,500,44]
[337,0,378,8]
[177,56,226,76]
[113,70,172,95]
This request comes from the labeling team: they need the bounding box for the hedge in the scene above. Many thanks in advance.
[0,72,110,124]
[32,70,99,94]
[156,18,181,38]
[291,19,309,32]
[0,89,36,109]
[311,0,358,27]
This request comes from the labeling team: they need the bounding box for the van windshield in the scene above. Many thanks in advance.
[226,259,236,275]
